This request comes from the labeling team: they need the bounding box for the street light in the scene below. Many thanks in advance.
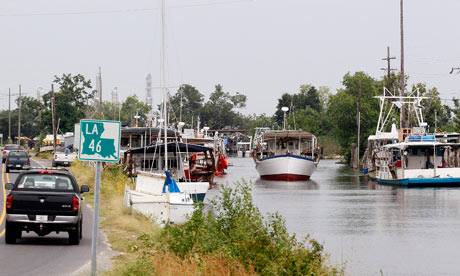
[281,107,289,130]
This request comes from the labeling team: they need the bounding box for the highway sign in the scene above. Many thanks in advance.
[78,120,121,162]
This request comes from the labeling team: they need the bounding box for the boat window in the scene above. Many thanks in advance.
[420,148,426,155]
[428,148,435,156]
[410,148,418,156]
[436,148,443,157]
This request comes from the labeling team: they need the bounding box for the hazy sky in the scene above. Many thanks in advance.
[1,0,460,116]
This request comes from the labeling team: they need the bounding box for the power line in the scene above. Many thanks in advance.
[0,0,253,17]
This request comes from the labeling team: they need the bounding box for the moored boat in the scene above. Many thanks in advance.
[375,135,460,186]
[253,130,321,181]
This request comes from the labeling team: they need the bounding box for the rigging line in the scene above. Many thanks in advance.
[0,0,253,17]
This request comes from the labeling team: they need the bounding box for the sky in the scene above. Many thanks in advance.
[1,0,460,116]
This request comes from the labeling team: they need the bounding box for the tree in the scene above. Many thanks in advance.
[17,96,42,139]
[274,85,322,125]
[410,83,453,132]
[169,84,204,127]
[327,72,380,162]
[453,98,460,131]
[200,85,247,129]
[120,95,151,127]
[41,74,96,134]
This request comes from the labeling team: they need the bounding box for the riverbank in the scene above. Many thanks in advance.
[70,161,344,275]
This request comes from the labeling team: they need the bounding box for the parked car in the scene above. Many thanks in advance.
[2,144,20,163]
[52,146,77,167]
[4,168,90,245]
[5,150,30,173]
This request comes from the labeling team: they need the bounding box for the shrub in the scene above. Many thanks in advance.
[161,181,343,276]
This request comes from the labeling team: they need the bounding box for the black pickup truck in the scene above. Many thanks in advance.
[5,169,90,245]
[5,150,30,173]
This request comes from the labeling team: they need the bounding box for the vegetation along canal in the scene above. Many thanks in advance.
[208,157,460,276]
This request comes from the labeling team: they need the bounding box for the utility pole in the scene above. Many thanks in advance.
[18,85,21,146]
[381,47,396,92]
[8,88,11,142]
[357,79,362,169]
[99,67,103,119]
[52,84,57,153]
[400,0,406,127]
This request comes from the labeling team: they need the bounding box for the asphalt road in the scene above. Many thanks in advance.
[0,158,113,276]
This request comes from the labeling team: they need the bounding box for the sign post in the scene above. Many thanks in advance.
[78,120,121,276]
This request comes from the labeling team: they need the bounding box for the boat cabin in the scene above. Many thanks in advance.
[254,130,320,161]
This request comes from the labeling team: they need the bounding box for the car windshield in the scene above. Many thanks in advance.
[5,145,20,150]
[16,174,74,190]
[9,151,27,157]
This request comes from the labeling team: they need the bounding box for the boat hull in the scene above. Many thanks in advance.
[136,171,209,202]
[376,177,460,187]
[255,155,317,181]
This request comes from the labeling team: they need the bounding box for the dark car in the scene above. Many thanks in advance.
[2,144,20,163]
[5,150,30,173]
[4,169,90,245]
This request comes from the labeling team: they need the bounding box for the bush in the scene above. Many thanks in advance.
[161,181,342,276]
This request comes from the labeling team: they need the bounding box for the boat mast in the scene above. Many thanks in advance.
[161,0,168,170]
[400,0,406,128]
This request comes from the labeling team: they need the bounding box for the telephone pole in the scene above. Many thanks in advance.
[8,88,11,142]
[96,67,103,119]
[356,79,362,169]
[400,0,406,127]
[381,47,396,92]
[18,85,22,146]
[52,84,57,153]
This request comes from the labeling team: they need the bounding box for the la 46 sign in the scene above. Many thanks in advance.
[78,120,121,162]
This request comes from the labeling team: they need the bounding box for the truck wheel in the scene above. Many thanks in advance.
[69,222,80,245]
[5,223,17,244]
[79,218,83,240]
[52,161,57,167]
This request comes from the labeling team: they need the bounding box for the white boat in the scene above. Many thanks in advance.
[375,135,460,186]
[363,88,460,186]
[124,171,194,225]
[253,130,321,181]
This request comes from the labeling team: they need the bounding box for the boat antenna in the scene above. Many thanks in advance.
[281,106,289,130]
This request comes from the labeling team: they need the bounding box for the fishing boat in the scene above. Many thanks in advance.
[252,110,321,181]
[375,135,460,186]
[253,130,320,180]
[127,141,214,202]
[363,88,460,186]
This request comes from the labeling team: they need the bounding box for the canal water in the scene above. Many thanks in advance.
[207,157,460,276]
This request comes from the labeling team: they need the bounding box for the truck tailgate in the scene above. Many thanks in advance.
[10,191,76,216]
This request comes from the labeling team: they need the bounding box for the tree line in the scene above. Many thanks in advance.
[1,72,459,162]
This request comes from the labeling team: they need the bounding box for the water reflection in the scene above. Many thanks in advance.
[213,158,460,276]
[254,178,319,190]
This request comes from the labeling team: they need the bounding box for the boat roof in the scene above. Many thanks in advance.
[263,130,315,140]
[368,132,399,141]
[383,142,460,149]
[129,142,210,154]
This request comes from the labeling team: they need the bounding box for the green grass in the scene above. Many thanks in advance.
[34,151,53,160]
